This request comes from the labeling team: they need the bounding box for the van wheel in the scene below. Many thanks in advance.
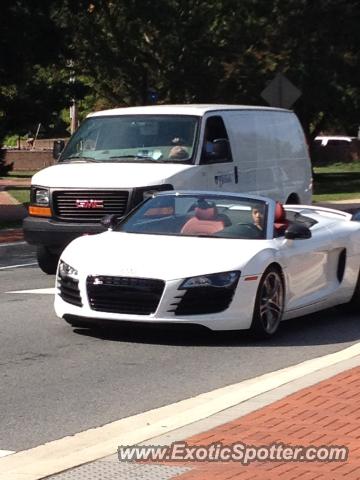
[286,194,299,205]
[249,267,285,339]
[37,246,59,274]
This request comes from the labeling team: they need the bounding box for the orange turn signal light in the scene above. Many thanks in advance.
[244,275,259,281]
[29,206,52,217]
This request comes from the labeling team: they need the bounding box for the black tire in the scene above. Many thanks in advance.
[286,194,299,205]
[36,246,59,274]
[250,266,285,338]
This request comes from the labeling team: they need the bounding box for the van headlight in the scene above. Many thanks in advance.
[179,271,240,289]
[31,187,50,206]
[132,184,174,206]
[58,260,78,280]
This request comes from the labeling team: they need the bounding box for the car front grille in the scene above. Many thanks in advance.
[57,275,82,307]
[52,190,129,222]
[87,276,165,315]
[170,286,236,316]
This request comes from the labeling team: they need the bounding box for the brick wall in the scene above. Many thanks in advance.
[18,138,68,150]
[2,150,55,171]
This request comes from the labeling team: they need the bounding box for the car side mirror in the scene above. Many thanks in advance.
[101,214,123,230]
[352,210,360,222]
[285,223,312,240]
[53,140,65,159]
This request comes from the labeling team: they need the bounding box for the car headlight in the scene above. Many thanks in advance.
[179,271,240,289]
[31,187,50,206]
[58,260,78,280]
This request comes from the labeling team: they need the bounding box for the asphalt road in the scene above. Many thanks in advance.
[0,243,359,453]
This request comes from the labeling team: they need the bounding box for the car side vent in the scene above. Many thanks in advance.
[337,249,347,283]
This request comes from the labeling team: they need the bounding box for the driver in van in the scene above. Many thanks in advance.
[168,145,189,159]
[169,136,189,159]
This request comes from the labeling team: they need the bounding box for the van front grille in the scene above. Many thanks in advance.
[53,190,129,222]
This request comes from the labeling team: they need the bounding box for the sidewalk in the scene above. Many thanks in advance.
[0,177,30,242]
[3,350,358,480]
[50,355,360,480]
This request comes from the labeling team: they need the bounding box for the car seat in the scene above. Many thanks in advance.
[180,205,226,235]
[274,202,289,236]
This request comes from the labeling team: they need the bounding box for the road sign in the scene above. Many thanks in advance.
[261,73,301,109]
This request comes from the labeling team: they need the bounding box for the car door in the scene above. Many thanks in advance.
[279,221,335,311]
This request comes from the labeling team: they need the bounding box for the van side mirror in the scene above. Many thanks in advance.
[53,140,65,159]
[285,223,312,240]
[202,138,230,164]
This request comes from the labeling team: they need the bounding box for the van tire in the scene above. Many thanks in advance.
[37,246,59,274]
[286,194,299,204]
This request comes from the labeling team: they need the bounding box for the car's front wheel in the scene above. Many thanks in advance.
[250,267,285,338]
[36,246,59,274]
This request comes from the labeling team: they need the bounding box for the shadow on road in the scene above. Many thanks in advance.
[72,307,360,348]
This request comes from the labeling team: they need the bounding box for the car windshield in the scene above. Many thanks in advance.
[117,194,268,239]
[60,115,199,164]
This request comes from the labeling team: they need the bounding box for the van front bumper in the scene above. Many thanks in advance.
[23,216,105,252]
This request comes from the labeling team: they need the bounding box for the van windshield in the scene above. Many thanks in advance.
[60,115,200,164]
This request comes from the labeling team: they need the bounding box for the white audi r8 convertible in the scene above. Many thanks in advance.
[54,192,360,338]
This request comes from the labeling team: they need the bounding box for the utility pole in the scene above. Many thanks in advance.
[70,100,78,135]
[68,59,78,134]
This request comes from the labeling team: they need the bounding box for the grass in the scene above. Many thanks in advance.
[5,170,36,179]
[6,188,30,205]
[313,162,360,202]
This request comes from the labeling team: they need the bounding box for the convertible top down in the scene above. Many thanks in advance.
[54,191,360,338]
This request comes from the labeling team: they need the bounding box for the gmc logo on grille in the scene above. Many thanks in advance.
[76,199,104,209]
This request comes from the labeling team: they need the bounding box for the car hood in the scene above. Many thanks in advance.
[32,163,195,189]
[61,232,268,280]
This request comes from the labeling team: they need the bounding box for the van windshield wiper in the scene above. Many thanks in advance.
[110,155,162,163]
[61,156,100,163]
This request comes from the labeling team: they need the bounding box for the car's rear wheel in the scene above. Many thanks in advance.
[250,267,285,338]
[37,246,59,274]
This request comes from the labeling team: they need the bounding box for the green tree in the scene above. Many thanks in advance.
[262,0,360,138]
[60,1,243,105]
[0,0,74,174]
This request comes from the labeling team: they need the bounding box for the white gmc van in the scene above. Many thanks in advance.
[23,104,312,273]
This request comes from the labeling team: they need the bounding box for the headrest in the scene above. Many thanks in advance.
[195,207,217,221]
[275,202,286,222]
